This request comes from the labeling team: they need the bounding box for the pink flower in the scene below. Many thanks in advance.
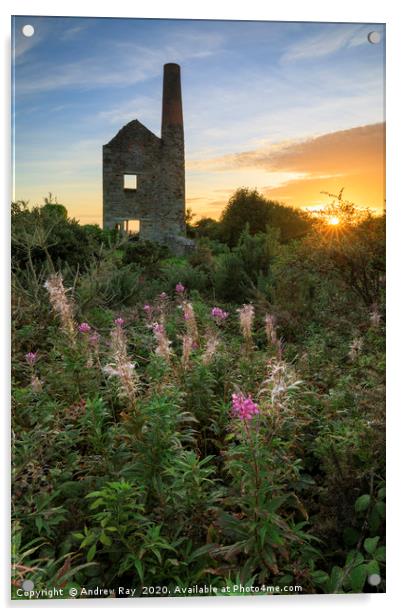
[89,332,100,347]
[152,322,165,335]
[143,304,152,314]
[175,282,185,294]
[25,351,38,366]
[78,322,91,334]
[114,317,125,327]
[211,307,229,322]
[231,392,260,421]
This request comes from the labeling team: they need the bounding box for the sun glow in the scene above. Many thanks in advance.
[328,216,340,226]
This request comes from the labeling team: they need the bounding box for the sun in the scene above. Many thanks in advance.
[328,216,340,226]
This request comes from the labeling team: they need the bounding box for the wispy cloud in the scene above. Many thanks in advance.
[96,95,160,127]
[15,30,225,95]
[281,24,373,63]
[188,123,384,175]
[60,24,88,41]
[13,18,50,62]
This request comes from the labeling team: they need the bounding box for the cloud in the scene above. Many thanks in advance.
[187,123,385,212]
[96,96,160,126]
[13,18,50,62]
[60,24,88,41]
[188,123,384,175]
[281,24,373,63]
[15,29,225,95]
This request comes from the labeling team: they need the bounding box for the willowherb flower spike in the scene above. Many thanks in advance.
[181,334,193,369]
[237,304,254,348]
[25,351,38,366]
[181,301,199,341]
[264,314,278,346]
[152,322,172,362]
[44,274,77,343]
[78,322,91,334]
[231,391,260,422]
[349,337,363,360]
[259,359,303,410]
[211,306,229,323]
[369,304,381,328]
[103,321,139,405]
[202,332,220,365]
[30,375,44,394]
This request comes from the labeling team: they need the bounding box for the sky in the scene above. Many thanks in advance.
[12,16,385,224]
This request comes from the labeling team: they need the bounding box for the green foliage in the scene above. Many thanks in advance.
[213,253,252,302]
[11,191,385,596]
[219,187,311,247]
[121,239,170,273]
[193,217,222,241]
[12,198,109,274]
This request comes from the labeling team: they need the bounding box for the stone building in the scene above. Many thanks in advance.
[103,63,192,252]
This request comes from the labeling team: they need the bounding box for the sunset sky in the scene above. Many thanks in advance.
[12,16,385,223]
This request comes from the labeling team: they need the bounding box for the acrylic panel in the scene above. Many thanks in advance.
[11,16,386,600]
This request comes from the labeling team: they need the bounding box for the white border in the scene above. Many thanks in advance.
[2,1,401,614]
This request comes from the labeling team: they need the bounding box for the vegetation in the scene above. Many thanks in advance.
[11,189,385,598]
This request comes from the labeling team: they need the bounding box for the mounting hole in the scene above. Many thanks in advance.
[368,31,381,44]
[367,573,381,586]
[22,579,35,591]
[22,24,35,38]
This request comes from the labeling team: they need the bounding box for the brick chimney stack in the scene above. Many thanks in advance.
[161,63,183,137]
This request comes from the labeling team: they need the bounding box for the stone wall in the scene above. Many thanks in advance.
[102,63,190,251]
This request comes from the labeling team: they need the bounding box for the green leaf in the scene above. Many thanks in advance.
[35,517,44,533]
[329,566,343,592]
[80,534,96,548]
[133,558,144,583]
[364,536,380,555]
[346,550,364,567]
[369,510,381,533]
[100,533,112,547]
[72,532,85,540]
[278,574,293,585]
[87,543,97,562]
[349,564,367,592]
[259,524,268,546]
[355,494,370,513]
[89,498,104,510]
[366,559,380,576]
[374,501,386,519]
[374,546,386,562]
[267,496,288,512]
[312,570,330,585]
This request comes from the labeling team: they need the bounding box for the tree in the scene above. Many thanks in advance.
[220,188,269,246]
[193,217,221,241]
[308,193,385,307]
[219,187,311,247]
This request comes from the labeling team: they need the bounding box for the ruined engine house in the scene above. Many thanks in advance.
[102,63,189,252]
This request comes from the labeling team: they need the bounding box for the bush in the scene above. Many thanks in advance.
[219,187,311,247]
[121,239,170,274]
[12,200,107,273]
